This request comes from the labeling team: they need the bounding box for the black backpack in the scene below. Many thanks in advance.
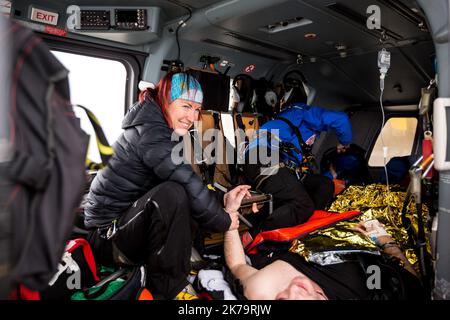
[4,22,89,291]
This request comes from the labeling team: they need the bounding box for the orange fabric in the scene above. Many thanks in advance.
[137,288,154,300]
[245,210,362,254]
[333,179,346,195]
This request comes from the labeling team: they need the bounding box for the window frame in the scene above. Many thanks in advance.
[40,33,147,111]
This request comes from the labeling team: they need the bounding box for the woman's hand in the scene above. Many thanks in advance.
[224,185,252,212]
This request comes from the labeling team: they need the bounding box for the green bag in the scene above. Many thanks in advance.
[72,266,146,300]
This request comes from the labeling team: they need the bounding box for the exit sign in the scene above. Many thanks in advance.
[0,1,11,17]
[30,7,59,26]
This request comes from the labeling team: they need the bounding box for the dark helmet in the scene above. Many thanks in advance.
[283,71,308,105]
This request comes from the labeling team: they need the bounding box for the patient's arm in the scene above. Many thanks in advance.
[354,220,418,276]
[377,235,418,276]
[224,230,303,300]
[224,229,258,282]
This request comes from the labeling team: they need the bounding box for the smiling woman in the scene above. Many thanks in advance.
[84,70,249,299]
[167,99,202,136]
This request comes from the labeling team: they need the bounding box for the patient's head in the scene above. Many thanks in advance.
[275,275,328,300]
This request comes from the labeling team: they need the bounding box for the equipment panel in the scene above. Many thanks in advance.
[115,9,147,30]
[80,10,110,30]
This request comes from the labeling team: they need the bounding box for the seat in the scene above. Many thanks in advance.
[185,111,272,234]
[233,112,260,157]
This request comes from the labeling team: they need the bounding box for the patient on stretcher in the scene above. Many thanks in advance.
[224,219,425,300]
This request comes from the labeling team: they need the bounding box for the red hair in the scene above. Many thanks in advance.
[139,72,175,127]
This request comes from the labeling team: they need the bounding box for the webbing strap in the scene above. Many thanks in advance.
[207,112,222,183]
[276,116,312,157]
[189,129,209,183]
[75,105,113,168]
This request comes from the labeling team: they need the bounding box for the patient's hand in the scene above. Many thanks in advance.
[353,220,392,246]
[337,143,349,153]
[353,219,385,236]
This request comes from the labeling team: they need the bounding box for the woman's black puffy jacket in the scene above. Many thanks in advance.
[84,98,231,232]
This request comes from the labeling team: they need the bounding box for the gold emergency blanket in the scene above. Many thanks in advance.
[289,184,429,269]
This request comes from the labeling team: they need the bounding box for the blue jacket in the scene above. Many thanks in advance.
[247,103,352,165]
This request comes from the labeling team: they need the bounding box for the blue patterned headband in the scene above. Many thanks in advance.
[170,73,203,104]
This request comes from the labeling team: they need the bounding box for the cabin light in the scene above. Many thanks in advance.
[259,17,313,34]
[335,43,346,51]
[304,33,317,39]
[310,57,317,62]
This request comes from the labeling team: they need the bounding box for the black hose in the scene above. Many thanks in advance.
[168,1,193,62]
[416,202,430,292]
[401,186,417,249]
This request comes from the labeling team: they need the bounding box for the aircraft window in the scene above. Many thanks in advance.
[369,117,418,167]
[51,51,127,164]
[220,113,236,149]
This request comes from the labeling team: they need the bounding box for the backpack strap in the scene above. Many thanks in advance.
[276,116,312,157]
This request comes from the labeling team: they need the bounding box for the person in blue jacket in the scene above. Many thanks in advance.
[242,79,352,231]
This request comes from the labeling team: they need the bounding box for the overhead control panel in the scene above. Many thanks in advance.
[76,7,156,32]
[10,3,162,45]
[71,6,162,44]
[78,8,149,31]
[79,10,110,30]
[115,9,147,30]
[69,6,162,45]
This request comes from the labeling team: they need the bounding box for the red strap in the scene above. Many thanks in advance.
[246,210,362,254]
[66,239,100,282]
[422,138,434,178]
[11,285,41,300]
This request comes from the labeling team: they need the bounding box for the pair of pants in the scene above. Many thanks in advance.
[88,181,192,299]
[243,164,334,231]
